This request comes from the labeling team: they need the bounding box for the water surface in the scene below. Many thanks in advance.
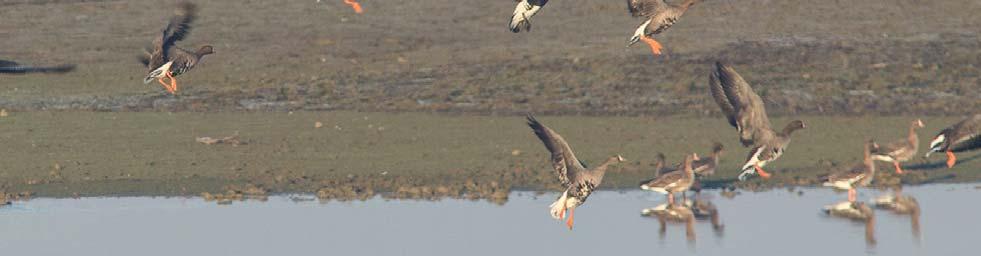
[1,184,977,256]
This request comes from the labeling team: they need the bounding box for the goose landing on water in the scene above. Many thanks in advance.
[708,62,806,181]
[527,115,625,230]
[871,119,924,174]
[509,0,549,33]
[139,1,214,95]
[925,114,981,168]
[626,0,700,56]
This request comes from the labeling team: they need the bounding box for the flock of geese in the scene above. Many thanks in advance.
[1,0,979,233]
[512,1,980,230]
[528,62,980,229]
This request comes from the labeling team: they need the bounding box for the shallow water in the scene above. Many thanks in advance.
[0,184,977,256]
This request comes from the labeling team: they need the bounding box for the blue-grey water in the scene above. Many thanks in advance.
[0,184,977,256]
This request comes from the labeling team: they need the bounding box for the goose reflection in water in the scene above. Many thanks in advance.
[823,201,876,246]
[873,189,921,240]
[641,196,725,244]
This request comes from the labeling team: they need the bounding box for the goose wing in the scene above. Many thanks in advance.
[711,62,774,146]
[527,115,585,187]
[627,0,666,17]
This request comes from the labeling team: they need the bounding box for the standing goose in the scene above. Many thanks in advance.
[509,0,549,33]
[139,2,214,95]
[925,114,981,168]
[692,142,723,177]
[640,153,698,205]
[870,119,925,174]
[709,62,806,180]
[527,115,625,230]
[822,139,878,202]
[626,0,700,56]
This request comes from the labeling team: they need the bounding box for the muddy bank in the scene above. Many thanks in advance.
[0,112,977,201]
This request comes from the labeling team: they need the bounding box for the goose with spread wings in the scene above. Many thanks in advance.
[139,1,214,95]
[709,62,806,181]
[527,115,624,230]
[626,0,700,56]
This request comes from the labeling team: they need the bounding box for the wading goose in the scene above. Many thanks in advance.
[626,0,700,56]
[527,115,625,230]
[925,114,981,168]
[822,140,877,202]
[140,2,214,95]
[509,0,549,33]
[0,60,74,74]
[640,153,698,205]
[871,119,924,174]
[709,62,806,180]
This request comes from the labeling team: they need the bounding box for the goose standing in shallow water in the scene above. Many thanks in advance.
[626,0,700,56]
[925,114,981,168]
[509,0,549,33]
[709,62,806,180]
[871,119,924,174]
[640,153,698,205]
[139,2,214,95]
[527,115,625,230]
[822,139,877,202]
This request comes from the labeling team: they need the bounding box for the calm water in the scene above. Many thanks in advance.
[0,184,977,256]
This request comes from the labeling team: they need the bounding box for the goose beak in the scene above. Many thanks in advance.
[916,119,925,128]
[627,36,640,47]
[617,155,626,162]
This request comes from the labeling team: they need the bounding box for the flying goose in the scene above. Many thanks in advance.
[709,62,806,180]
[509,0,549,33]
[626,0,700,56]
[140,1,214,95]
[925,114,980,168]
[527,115,625,230]
[640,153,698,205]
[0,60,75,74]
[822,139,877,202]
[870,119,924,174]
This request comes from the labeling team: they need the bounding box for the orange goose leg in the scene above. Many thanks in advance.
[848,189,857,202]
[946,151,957,169]
[639,36,663,56]
[754,165,772,179]
[343,0,363,14]
[893,162,904,174]
[166,71,178,94]
[566,207,575,230]
[156,77,173,93]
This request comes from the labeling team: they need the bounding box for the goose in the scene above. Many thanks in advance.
[626,0,700,56]
[640,153,698,204]
[654,143,721,176]
[641,201,696,241]
[871,119,924,174]
[0,60,74,74]
[925,114,980,168]
[822,139,877,202]
[527,115,625,230]
[139,2,214,95]
[509,0,549,33]
[709,62,806,180]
